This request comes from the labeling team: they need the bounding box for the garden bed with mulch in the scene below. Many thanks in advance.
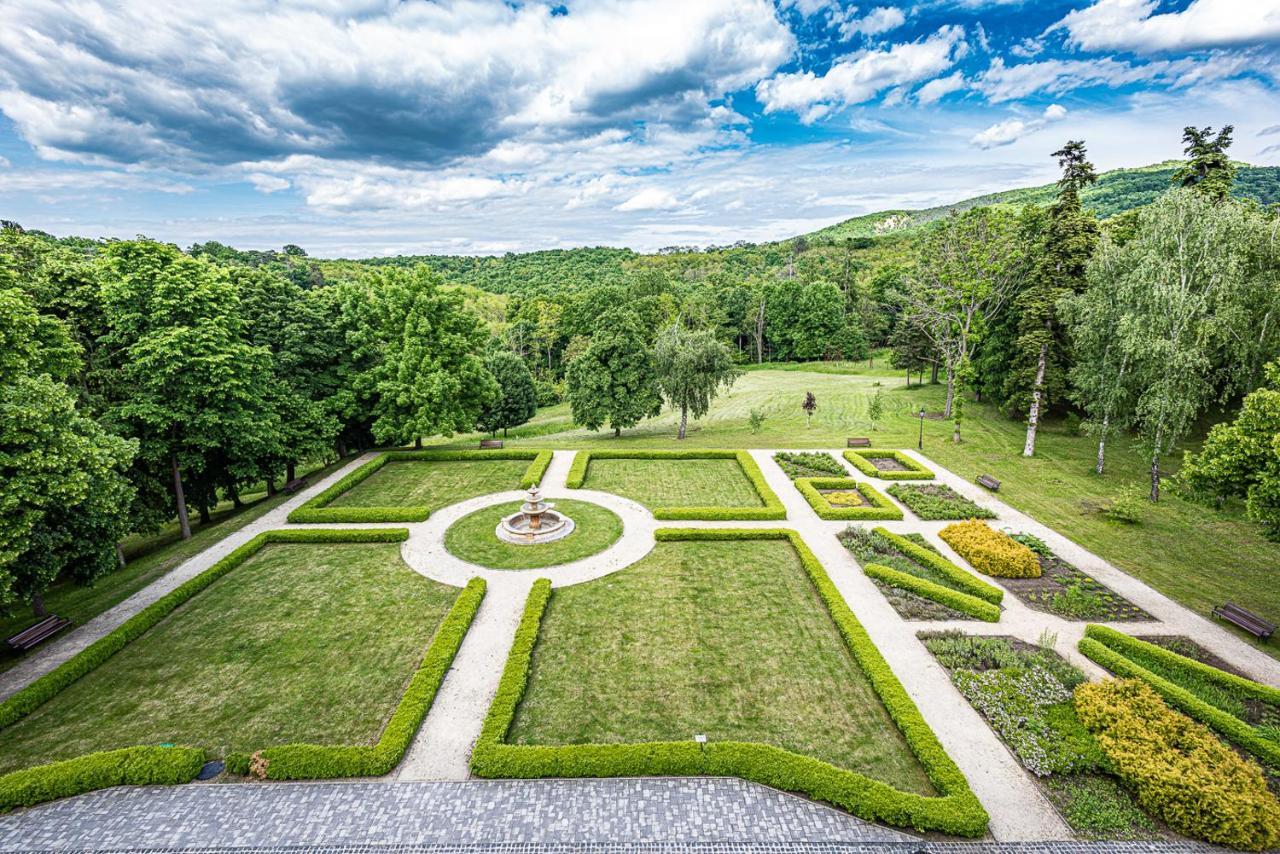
[839,528,967,621]
[773,451,846,479]
[997,533,1151,621]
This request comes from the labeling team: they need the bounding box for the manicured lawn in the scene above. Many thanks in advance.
[508,539,935,795]
[0,456,356,674]
[0,542,458,775]
[326,459,529,510]
[582,459,762,510]
[444,499,623,569]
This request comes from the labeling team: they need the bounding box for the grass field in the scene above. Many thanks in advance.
[327,459,529,510]
[581,458,763,510]
[438,360,1280,660]
[444,499,623,569]
[508,538,935,794]
[0,455,356,674]
[0,542,457,774]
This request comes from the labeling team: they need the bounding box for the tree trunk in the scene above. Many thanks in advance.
[266,478,277,497]
[1150,453,1161,502]
[1023,343,1047,458]
[414,437,422,450]
[336,438,348,459]
[286,461,296,482]
[229,483,243,509]
[1095,415,1109,475]
[953,424,961,444]
[754,300,765,364]
[116,543,126,568]
[171,453,192,540]
[197,500,211,525]
[678,404,688,440]
[943,364,955,418]
[31,591,46,619]
[905,369,911,387]
[930,362,939,384]
[614,426,621,438]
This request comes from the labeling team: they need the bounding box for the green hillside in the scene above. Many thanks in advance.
[804,161,1280,243]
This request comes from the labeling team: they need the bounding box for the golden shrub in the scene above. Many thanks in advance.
[1075,679,1280,851]
[938,520,1040,579]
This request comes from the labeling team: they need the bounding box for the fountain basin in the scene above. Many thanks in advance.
[496,484,576,545]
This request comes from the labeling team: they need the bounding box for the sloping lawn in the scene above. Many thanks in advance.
[326,459,529,510]
[508,539,934,795]
[0,542,457,775]
[582,459,762,510]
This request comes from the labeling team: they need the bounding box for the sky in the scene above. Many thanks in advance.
[1,0,1278,258]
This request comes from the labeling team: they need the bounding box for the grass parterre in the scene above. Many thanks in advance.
[443,499,623,569]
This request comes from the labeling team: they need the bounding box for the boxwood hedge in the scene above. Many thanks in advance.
[224,577,486,779]
[288,449,554,523]
[862,563,1001,622]
[844,449,934,480]
[470,528,988,837]
[795,477,902,521]
[870,528,1004,606]
[1078,627,1280,768]
[564,450,786,521]
[0,528,411,809]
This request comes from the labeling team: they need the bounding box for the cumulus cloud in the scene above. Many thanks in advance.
[915,71,966,104]
[615,187,682,211]
[756,25,966,121]
[247,173,290,194]
[1054,0,1280,53]
[974,52,1259,102]
[970,103,1067,149]
[0,0,792,169]
[839,6,907,39]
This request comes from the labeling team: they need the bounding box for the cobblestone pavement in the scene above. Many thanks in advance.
[0,779,915,851]
[13,846,1218,854]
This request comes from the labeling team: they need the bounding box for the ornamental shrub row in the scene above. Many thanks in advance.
[1078,633,1280,769]
[472,529,988,837]
[0,746,206,812]
[224,577,486,779]
[885,484,995,521]
[288,450,552,523]
[862,563,1001,622]
[870,528,1004,605]
[938,520,1040,579]
[1074,678,1280,851]
[843,449,934,480]
[0,527,407,731]
[565,450,786,520]
[795,478,902,521]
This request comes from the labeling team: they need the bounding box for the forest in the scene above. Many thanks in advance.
[2,124,1279,621]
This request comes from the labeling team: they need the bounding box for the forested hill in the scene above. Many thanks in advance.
[804,161,1280,243]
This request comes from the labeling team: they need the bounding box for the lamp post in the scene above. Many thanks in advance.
[918,407,926,450]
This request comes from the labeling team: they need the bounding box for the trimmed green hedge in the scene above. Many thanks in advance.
[795,478,902,521]
[844,449,934,480]
[288,450,553,523]
[862,563,1001,622]
[0,527,408,731]
[870,528,1004,606]
[224,577,486,779]
[0,746,205,812]
[471,528,988,837]
[1078,628,1280,768]
[564,450,786,521]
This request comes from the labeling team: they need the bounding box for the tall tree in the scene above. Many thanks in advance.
[97,240,272,539]
[1018,141,1099,457]
[1173,125,1236,202]
[565,308,661,436]
[653,324,741,440]
[477,349,538,437]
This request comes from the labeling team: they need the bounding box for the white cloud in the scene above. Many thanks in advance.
[782,0,839,16]
[1010,37,1043,58]
[974,53,1259,102]
[0,155,9,168]
[616,187,682,211]
[915,71,966,104]
[1055,0,1280,53]
[839,6,907,39]
[756,25,966,120]
[970,103,1067,149]
[247,173,290,194]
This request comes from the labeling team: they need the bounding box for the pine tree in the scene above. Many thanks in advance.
[1173,125,1236,202]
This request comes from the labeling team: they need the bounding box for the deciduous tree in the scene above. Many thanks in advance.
[566,308,661,436]
[652,324,741,440]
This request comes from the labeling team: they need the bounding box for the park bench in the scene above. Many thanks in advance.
[846,437,871,448]
[282,477,310,494]
[479,439,504,449]
[976,474,1001,492]
[6,615,71,652]
[1211,602,1276,640]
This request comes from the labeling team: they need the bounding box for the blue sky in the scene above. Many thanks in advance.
[0,0,1277,256]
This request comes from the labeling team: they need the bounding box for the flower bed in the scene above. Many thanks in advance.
[886,483,995,521]
[773,451,846,479]
[998,533,1149,621]
[795,478,902,521]
[939,520,1040,579]
[844,449,934,480]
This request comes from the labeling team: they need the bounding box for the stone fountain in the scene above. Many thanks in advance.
[497,484,575,545]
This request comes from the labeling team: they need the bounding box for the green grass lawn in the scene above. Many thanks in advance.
[326,459,530,510]
[581,458,762,510]
[438,360,1280,661]
[0,456,356,675]
[508,538,935,795]
[444,499,623,569]
[0,541,458,775]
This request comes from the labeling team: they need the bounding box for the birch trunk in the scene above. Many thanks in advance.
[1023,343,1047,457]
[171,452,191,540]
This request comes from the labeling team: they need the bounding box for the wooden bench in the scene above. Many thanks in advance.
[282,477,310,495]
[479,439,504,450]
[6,615,71,652]
[976,474,1001,492]
[846,437,871,448]
[1212,602,1276,640]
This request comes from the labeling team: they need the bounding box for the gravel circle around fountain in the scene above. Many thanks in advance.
[443,499,623,570]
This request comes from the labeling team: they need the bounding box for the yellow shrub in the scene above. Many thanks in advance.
[938,520,1040,579]
[1075,679,1280,851]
